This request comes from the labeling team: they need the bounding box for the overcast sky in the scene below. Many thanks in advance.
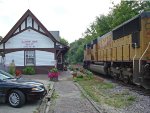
[0,0,120,43]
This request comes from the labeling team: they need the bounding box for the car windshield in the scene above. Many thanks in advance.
[0,70,14,80]
[0,73,13,80]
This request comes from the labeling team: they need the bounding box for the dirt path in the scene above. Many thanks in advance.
[49,71,99,113]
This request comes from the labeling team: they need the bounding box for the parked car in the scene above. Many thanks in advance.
[0,70,47,108]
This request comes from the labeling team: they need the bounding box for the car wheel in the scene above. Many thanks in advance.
[8,90,25,108]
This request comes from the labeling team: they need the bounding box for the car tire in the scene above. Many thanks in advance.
[8,90,25,108]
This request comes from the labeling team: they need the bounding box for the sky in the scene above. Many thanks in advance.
[0,0,120,43]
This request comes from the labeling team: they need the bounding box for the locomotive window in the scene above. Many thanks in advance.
[113,17,141,40]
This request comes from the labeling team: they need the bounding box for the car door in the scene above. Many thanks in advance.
[0,73,6,98]
[0,77,5,103]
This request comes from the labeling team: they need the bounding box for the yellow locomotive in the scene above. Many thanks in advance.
[83,11,150,89]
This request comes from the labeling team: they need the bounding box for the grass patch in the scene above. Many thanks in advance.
[48,91,59,113]
[47,84,51,90]
[75,75,136,108]
[51,91,59,100]
[105,92,136,108]
[97,82,114,89]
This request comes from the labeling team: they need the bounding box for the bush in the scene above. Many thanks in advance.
[68,65,74,71]
[23,66,35,75]
[9,66,15,75]
[49,67,58,73]
[77,75,83,78]
[9,61,16,76]
[85,70,94,79]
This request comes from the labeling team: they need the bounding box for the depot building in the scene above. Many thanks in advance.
[0,9,69,73]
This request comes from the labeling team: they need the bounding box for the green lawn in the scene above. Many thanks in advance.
[74,75,136,108]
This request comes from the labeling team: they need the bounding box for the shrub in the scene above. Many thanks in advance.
[9,66,15,75]
[77,75,83,78]
[85,70,93,79]
[86,70,93,75]
[9,61,15,76]
[23,66,35,75]
[68,65,74,71]
[49,67,58,73]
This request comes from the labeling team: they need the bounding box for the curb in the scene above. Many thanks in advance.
[38,82,55,113]
[74,82,103,113]
[45,88,55,113]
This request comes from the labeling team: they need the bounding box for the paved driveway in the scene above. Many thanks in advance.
[0,74,50,113]
[0,101,40,113]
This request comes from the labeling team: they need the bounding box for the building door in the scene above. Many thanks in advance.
[57,53,63,70]
[25,51,35,66]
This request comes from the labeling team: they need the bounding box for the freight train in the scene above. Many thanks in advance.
[83,11,150,89]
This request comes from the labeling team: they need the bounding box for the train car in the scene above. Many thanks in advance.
[83,11,150,89]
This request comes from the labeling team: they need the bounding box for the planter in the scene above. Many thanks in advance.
[48,72,59,82]
[50,77,58,82]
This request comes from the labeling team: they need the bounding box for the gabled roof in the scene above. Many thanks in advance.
[1,9,67,48]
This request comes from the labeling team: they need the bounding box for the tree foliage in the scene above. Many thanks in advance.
[67,1,150,64]
[60,38,69,46]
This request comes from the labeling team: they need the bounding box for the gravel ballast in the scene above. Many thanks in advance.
[86,80,150,113]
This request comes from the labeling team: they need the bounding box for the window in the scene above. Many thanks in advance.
[25,51,35,66]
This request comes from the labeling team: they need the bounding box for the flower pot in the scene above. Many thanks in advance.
[51,77,58,82]
[48,72,59,82]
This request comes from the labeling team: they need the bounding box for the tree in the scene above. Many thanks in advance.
[60,38,69,46]
[67,1,150,64]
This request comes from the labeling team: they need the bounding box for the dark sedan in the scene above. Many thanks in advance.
[0,70,47,108]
